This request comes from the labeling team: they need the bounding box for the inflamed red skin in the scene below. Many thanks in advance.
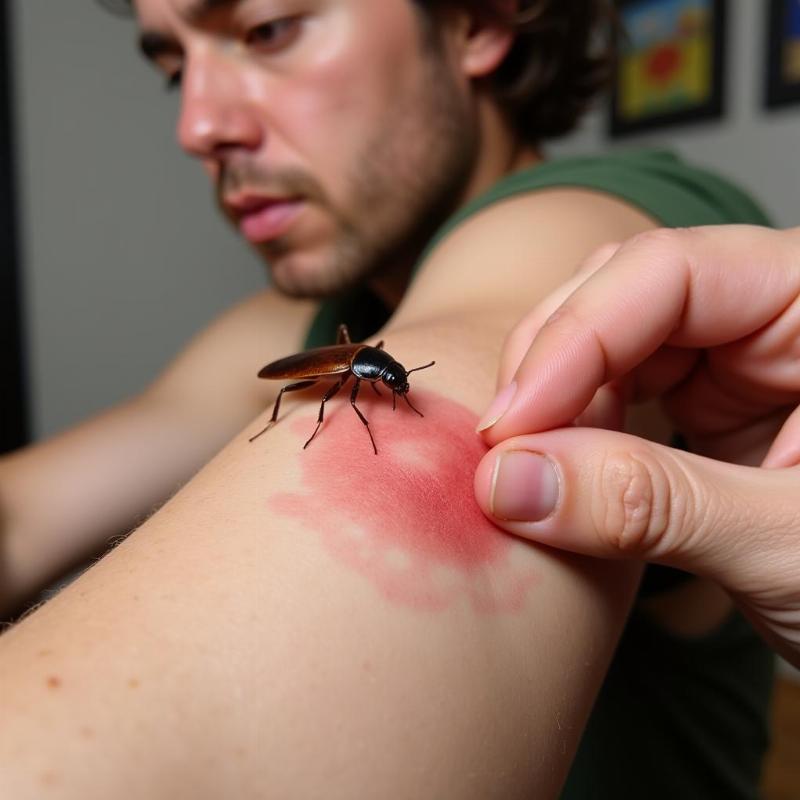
[269,391,539,614]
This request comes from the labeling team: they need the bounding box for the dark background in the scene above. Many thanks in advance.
[0,1,28,454]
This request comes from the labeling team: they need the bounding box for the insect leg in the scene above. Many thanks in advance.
[370,382,382,396]
[349,379,378,455]
[336,324,351,344]
[303,376,348,449]
[249,379,319,442]
[403,392,424,417]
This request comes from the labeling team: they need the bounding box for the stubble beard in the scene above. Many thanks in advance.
[233,53,478,300]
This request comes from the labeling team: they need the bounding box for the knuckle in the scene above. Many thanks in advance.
[591,449,687,556]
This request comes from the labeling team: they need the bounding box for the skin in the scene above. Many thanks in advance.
[0,0,733,796]
[2,0,523,617]
[138,0,512,303]
[269,392,540,613]
[0,317,641,799]
[474,225,800,666]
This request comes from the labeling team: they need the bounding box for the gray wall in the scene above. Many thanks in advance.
[12,0,265,438]
[11,0,800,439]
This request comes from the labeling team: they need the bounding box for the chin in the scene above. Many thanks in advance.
[262,241,373,300]
[265,255,350,300]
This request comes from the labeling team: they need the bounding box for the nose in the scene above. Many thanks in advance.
[176,49,263,160]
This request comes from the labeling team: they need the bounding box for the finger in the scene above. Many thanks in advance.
[495,242,622,388]
[474,426,800,592]
[479,226,800,444]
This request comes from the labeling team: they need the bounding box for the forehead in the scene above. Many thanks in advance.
[133,0,242,31]
[133,0,434,77]
[134,0,245,24]
[133,0,419,30]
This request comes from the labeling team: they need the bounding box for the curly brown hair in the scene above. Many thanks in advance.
[104,0,618,142]
[415,0,619,142]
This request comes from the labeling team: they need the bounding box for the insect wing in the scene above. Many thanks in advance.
[258,345,358,379]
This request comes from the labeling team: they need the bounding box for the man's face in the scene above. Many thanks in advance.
[135,0,479,298]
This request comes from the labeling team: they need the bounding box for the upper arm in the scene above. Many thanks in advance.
[0,191,656,798]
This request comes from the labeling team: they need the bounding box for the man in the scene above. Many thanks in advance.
[0,1,773,797]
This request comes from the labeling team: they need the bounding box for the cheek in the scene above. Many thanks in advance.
[267,75,365,188]
[269,391,540,614]
[264,15,425,194]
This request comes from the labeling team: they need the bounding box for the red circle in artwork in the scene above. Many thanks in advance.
[646,44,682,83]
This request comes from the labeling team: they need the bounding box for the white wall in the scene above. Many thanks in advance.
[11,0,266,438]
[552,0,800,229]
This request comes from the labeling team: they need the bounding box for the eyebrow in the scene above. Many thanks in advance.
[184,0,239,23]
[138,0,241,61]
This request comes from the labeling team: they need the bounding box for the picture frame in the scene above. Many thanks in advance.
[609,0,727,138]
[765,0,800,109]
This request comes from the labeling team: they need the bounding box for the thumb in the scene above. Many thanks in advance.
[474,427,799,590]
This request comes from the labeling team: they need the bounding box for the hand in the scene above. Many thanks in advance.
[473,225,800,667]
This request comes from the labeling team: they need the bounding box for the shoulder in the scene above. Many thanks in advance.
[398,151,769,325]
[145,287,317,407]
[194,287,316,349]
[423,151,769,259]
[397,183,657,324]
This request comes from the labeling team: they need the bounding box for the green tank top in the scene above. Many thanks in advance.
[306,150,774,800]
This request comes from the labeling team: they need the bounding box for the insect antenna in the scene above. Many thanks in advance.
[406,360,435,375]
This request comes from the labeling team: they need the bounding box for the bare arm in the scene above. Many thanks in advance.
[0,190,656,798]
[0,289,315,618]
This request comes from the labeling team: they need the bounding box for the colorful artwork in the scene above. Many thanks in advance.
[766,0,800,108]
[784,0,800,80]
[610,0,726,136]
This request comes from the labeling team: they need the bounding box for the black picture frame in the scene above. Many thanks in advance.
[609,0,727,138]
[0,2,29,453]
[765,0,800,109]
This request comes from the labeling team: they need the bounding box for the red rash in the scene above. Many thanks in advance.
[269,391,538,614]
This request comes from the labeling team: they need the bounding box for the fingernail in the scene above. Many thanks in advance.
[490,451,560,522]
[476,381,517,432]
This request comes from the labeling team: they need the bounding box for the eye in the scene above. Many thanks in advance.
[245,17,303,53]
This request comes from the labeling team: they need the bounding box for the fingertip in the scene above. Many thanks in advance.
[474,444,560,524]
[475,381,517,434]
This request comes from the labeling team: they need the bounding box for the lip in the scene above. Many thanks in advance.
[226,195,305,243]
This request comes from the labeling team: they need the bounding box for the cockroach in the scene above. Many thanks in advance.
[249,324,435,454]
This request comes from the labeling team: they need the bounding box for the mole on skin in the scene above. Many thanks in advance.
[269,391,539,614]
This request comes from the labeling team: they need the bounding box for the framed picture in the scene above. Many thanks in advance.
[609,0,727,137]
[765,0,800,109]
